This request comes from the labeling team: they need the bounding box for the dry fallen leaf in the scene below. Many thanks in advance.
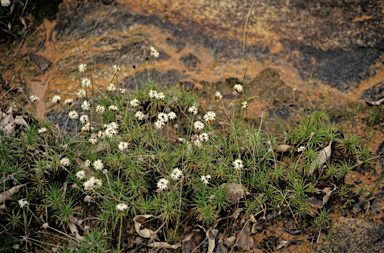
[277,239,303,249]
[0,184,26,204]
[366,98,384,106]
[133,214,159,242]
[308,141,332,176]
[207,228,218,253]
[236,227,253,250]
[221,183,244,204]
[68,221,83,241]
[147,241,181,249]
[274,144,292,153]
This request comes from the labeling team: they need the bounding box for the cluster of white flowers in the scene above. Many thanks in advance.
[107,83,116,92]
[95,105,105,114]
[83,176,102,191]
[80,115,89,124]
[171,168,182,180]
[104,122,119,137]
[80,78,91,88]
[120,88,126,95]
[81,101,91,111]
[116,203,128,212]
[118,141,129,151]
[233,159,244,170]
[97,131,105,138]
[76,170,86,180]
[158,112,168,123]
[191,132,209,148]
[154,120,165,129]
[148,90,165,100]
[201,175,211,185]
[135,111,145,120]
[109,105,118,112]
[89,137,98,145]
[234,84,243,93]
[77,89,86,98]
[199,132,209,142]
[81,123,92,133]
[1,0,11,7]
[113,65,121,75]
[188,106,198,114]
[52,95,61,104]
[193,121,204,130]
[69,111,79,119]
[79,64,87,73]
[93,159,104,170]
[157,178,169,190]
[215,92,223,100]
[30,95,39,102]
[38,127,47,134]
[60,158,71,166]
[150,46,159,58]
[130,99,140,108]
[168,111,177,120]
[203,111,216,123]
[64,98,73,106]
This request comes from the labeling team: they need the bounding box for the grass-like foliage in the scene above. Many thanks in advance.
[0,48,377,252]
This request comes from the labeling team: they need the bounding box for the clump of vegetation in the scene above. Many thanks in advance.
[0,47,379,252]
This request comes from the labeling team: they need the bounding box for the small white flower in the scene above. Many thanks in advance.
[155,92,165,100]
[81,101,91,111]
[96,105,105,114]
[157,178,169,190]
[84,177,102,191]
[80,115,89,124]
[154,120,165,129]
[113,65,121,74]
[76,170,86,180]
[148,90,158,99]
[52,95,61,104]
[42,223,49,229]
[201,175,211,185]
[241,101,248,109]
[118,141,129,151]
[199,133,209,142]
[215,92,223,100]
[233,159,243,170]
[64,98,74,106]
[79,64,87,73]
[108,105,118,112]
[69,111,79,119]
[97,131,105,138]
[93,159,103,171]
[108,122,119,130]
[89,138,98,145]
[171,168,182,180]
[234,84,243,93]
[157,112,168,123]
[188,106,198,114]
[116,203,128,212]
[193,138,202,148]
[130,99,140,108]
[193,121,204,130]
[107,83,116,92]
[77,89,86,98]
[119,88,126,95]
[297,146,306,152]
[81,123,91,133]
[105,127,118,137]
[18,199,28,208]
[1,0,11,7]
[150,46,159,58]
[203,111,216,122]
[60,158,71,166]
[168,112,176,120]
[84,160,91,167]
[135,111,145,120]
[38,127,47,134]
[81,78,91,88]
[30,95,39,102]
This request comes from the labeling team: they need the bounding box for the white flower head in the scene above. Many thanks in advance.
[1,0,11,7]
[77,89,86,98]
[93,159,104,171]
[83,177,102,191]
[150,46,159,58]
[52,95,61,104]
[119,88,126,95]
[234,84,243,93]
[155,92,165,100]
[108,105,118,112]
[97,131,105,138]
[105,127,118,137]
[81,78,91,88]
[233,159,243,170]
[84,160,91,167]
[89,138,98,145]
[30,95,39,102]
[157,112,168,123]
[18,199,28,208]
[193,121,204,131]
[116,203,128,212]
[113,65,121,74]
[203,111,216,123]
[199,132,209,142]
[168,111,177,120]
[81,101,91,111]
[76,170,86,180]
[80,115,89,124]
[201,175,211,185]
[69,111,79,119]
[135,111,145,120]
[108,122,119,130]
[297,146,306,152]
[60,158,71,166]
[96,105,105,114]
[157,178,169,190]
[241,101,248,109]
[148,90,158,99]
[107,83,116,92]
[130,99,140,108]
[81,123,91,133]
[79,64,87,73]
[188,106,198,115]
[118,141,129,151]
[171,168,182,180]
[64,98,74,106]
[215,92,223,100]
[38,127,47,134]
[154,120,165,129]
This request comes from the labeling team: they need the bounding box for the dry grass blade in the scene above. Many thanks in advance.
[308,141,332,176]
